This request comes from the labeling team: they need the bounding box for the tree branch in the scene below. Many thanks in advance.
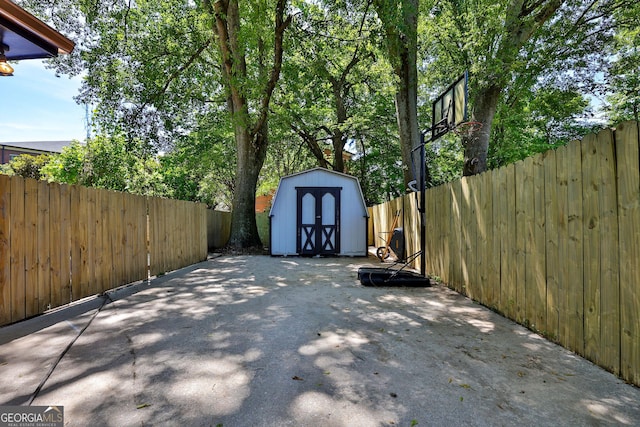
[137,40,212,118]
[291,123,330,168]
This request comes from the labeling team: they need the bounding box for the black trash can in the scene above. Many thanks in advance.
[389,228,405,261]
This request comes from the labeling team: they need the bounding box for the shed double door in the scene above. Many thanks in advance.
[296,187,341,256]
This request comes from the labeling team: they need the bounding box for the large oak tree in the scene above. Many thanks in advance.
[204,0,291,248]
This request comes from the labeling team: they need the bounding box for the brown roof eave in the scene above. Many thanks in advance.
[0,0,75,55]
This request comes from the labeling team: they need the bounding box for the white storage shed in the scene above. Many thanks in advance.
[269,168,368,256]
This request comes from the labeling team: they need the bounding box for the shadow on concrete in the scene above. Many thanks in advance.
[1,256,639,426]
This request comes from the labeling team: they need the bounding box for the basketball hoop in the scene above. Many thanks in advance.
[452,121,483,137]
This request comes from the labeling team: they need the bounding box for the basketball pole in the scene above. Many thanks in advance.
[411,131,428,278]
[420,136,426,277]
[418,131,427,277]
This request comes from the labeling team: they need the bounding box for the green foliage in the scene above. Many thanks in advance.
[488,87,592,168]
[426,135,463,187]
[77,0,215,147]
[347,78,407,202]
[260,128,317,195]
[605,2,640,123]
[353,136,405,204]
[41,141,85,184]
[41,136,164,196]
[127,157,170,198]
[81,136,130,190]
[5,154,52,180]
[42,137,131,190]
[280,0,386,170]
[160,116,237,209]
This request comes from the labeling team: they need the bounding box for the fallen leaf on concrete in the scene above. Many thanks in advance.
[136,403,151,409]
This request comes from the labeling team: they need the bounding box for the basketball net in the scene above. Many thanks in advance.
[452,121,483,137]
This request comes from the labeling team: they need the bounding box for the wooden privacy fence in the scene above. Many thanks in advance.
[0,176,208,326]
[369,121,640,387]
[207,210,231,250]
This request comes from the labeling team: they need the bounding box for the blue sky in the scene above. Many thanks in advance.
[0,59,86,143]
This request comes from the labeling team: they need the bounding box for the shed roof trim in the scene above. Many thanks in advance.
[0,0,75,58]
[280,167,359,182]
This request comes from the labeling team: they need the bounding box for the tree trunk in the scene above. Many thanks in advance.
[462,84,501,176]
[395,80,420,187]
[374,0,422,188]
[332,132,345,173]
[332,80,348,173]
[229,125,268,248]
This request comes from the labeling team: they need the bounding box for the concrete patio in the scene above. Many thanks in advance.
[1,255,639,426]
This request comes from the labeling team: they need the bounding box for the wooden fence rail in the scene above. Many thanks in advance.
[369,121,640,387]
[0,179,208,326]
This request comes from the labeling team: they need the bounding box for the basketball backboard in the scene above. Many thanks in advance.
[410,70,469,191]
[431,71,468,141]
